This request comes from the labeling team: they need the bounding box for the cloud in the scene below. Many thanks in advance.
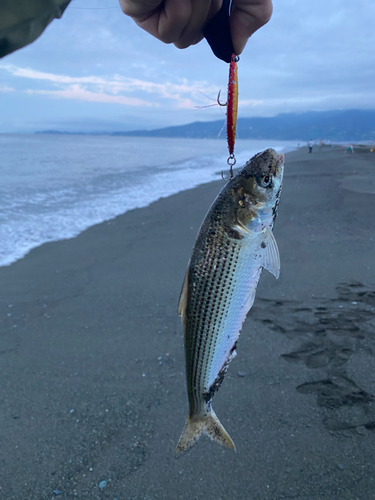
[0,85,14,92]
[239,99,263,108]
[26,85,157,107]
[2,0,374,133]
[0,64,218,110]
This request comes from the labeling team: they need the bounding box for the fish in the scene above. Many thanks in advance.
[176,148,284,457]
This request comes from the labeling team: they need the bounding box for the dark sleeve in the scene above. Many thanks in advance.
[0,0,72,58]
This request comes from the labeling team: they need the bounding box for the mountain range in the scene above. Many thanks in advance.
[38,109,375,142]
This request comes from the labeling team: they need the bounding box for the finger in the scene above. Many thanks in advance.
[174,0,222,50]
[121,0,194,44]
[118,0,163,18]
[154,0,194,42]
[230,0,273,54]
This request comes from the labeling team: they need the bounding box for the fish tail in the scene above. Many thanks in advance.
[175,408,236,458]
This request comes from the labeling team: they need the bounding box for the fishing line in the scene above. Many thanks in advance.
[69,0,118,9]
[69,7,119,9]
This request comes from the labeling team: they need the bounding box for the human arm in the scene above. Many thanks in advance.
[0,0,71,58]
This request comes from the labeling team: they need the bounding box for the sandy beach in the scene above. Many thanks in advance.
[1,145,375,500]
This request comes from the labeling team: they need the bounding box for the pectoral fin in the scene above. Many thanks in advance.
[260,228,280,278]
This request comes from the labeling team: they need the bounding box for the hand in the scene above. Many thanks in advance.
[119,0,273,54]
[230,0,273,54]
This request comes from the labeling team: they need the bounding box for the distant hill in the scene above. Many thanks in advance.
[37,110,375,142]
[113,110,375,142]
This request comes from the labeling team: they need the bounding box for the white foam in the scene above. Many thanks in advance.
[0,161,221,265]
[0,137,298,266]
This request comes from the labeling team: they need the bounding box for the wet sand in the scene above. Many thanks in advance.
[1,145,375,499]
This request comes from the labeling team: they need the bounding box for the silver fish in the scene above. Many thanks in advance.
[176,148,284,457]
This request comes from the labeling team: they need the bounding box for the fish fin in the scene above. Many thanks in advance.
[244,288,257,316]
[178,268,189,322]
[260,228,280,279]
[176,408,235,458]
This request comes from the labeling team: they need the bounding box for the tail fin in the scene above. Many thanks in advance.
[176,408,235,458]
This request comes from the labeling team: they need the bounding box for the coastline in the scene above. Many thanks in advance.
[0,135,299,268]
[1,145,375,499]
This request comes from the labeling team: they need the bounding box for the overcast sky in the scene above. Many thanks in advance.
[1,0,374,133]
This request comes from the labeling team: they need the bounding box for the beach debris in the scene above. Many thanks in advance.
[176,149,284,457]
[98,479,108,489]
[53,489,62,496]
[237,371,247,377]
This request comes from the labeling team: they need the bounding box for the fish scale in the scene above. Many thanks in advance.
[177,148,284,457]
[187,236,241,414]
[191,242,239,389]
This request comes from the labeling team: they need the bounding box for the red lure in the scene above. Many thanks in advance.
[218,53,239,178]
[227,54,239,162]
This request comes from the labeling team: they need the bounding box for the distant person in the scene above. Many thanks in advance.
[0,0,273,58]
[348,145,354,154]
[308,139,314,154]
[319,139,324,151]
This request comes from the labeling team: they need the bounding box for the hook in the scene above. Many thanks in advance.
[217,90,227,107]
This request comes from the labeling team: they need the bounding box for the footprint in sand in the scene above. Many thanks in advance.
[253,282,375,434]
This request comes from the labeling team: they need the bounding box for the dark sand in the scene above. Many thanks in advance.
[1,146,375,500]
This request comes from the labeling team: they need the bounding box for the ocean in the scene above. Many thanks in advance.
[0,134,298,267]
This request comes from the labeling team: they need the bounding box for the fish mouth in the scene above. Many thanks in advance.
[277,152,285,168]
[241,148,283,180]
[275,151,285,181]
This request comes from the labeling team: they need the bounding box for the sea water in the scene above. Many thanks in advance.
[0,134,298,266]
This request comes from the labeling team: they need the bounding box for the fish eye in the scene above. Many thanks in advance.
[256,173,273,189]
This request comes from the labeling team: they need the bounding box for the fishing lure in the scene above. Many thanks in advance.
[226,53,239,173]
[202,0,239,177]
[218,53,239,178]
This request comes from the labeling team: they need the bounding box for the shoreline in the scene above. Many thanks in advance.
[1,139,300,269]
[1,145,375,499]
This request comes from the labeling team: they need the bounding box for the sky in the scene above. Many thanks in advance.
[1,0,375,133]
